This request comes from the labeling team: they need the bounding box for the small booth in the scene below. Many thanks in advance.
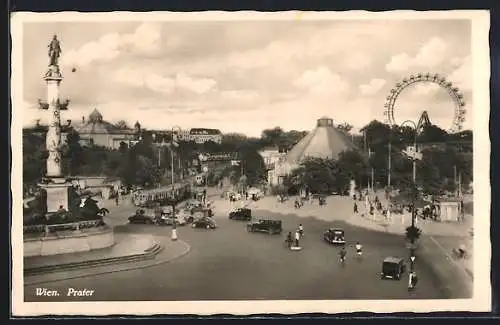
[438,200,461,222]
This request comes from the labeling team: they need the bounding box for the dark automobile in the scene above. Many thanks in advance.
[128,210,154,224]
[246,219,282,235]
[323,228,346,245]
[191,217,217,229]
[381,257,406,280]
[229,208,252,221]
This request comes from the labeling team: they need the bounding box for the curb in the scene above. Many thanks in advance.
[24,239,191,286]
[428,235,474,279]
[24,241,163,276]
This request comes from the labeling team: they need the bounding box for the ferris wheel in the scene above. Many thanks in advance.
[383,73,466,133]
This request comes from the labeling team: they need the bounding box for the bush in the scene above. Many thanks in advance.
[405,225,422,242]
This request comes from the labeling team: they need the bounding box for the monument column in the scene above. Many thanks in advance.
[45,68,64,178]
[38,35,73,214]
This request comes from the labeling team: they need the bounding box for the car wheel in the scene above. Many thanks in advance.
[191,223,196,228]
[206,225,211,229]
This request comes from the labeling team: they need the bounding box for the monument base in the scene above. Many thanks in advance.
[38,178,73,213]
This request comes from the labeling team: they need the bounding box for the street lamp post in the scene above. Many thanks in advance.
[401,119,421,271]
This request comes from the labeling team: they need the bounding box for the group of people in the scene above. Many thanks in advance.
[292,195,327,209]
[285,224,304,248]
[338,242,364,263]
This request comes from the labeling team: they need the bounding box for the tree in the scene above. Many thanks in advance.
[337,150,368,189]
[336,122,353,134]
[23,132,47,186]
[261,127,285,147]
[114,120,130,129]
[62,129,84,176]
[134,155,161,186]
[418,124,448,143]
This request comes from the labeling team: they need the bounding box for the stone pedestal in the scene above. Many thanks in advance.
[38,179,72,213]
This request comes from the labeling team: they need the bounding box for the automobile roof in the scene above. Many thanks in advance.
[329,228,344,232]
[383,257,404,263]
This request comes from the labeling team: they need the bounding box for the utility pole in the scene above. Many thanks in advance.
[458,172,462,198]
[387,141,392,188]
[171,149,175,186]
[454,165,458,197]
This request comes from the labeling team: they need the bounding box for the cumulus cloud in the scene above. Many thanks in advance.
[294,66,350,96]
[113,67,217,95]
[386,37,448,72]
[60,23,161,68]
[220,90,260,102]
[359,78,386,95]
[343,52,373,71]
[448,55,472,91]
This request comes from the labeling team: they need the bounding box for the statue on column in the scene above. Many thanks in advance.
[48,35,62,67]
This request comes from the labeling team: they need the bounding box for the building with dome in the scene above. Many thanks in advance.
[74,109,138,149]
[267,117,359,186]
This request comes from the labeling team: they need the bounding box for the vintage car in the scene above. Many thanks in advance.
[128,210,154,224]
[246,219,282,235]
[158,214,187,226]
[323,228,346,245]
[175,208,194,223]
[380,257,406,280]
[191,216,217,229]
[229,208,252,221]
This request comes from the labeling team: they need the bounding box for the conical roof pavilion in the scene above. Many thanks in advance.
[284,117,358,164]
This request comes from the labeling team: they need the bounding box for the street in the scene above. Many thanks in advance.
[24,198,447,301]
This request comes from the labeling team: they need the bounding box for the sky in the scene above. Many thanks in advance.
[22,19,472,137]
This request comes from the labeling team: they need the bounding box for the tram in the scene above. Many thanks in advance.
[132,182,191,207]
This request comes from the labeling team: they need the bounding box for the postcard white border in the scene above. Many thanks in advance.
[11,10,491,316]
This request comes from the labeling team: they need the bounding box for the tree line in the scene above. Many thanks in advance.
[23,119,472,198]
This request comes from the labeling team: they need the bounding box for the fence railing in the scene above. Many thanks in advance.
[23,219,105,235]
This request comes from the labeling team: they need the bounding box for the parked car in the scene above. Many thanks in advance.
[323,228,346,245]
[191,207,213,219]
[246,219,282,235]
[191,217,217,229]
[380,257,406,280]
[159,214,187,226]
[229,208,252,221]
[128,210,154,224]
[176,208,194,223]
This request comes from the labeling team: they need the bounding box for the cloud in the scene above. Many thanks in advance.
[60,23,161,68]
[343,52,373,71]
[359,78,386,95]
[220,90,260,102]
[113,67,217,95]
[294,66,350,96]
[386,37,448,72]
[448,55,472,91]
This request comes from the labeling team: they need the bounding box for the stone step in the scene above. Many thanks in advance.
[24,241,163,276]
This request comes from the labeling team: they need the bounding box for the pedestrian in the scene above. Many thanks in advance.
[286,232,293,248]
[353,202,358,214]
[115,195,119,206]
[408,271,418,291]
[295,230,300,247]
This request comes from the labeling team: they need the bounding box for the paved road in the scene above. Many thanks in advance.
[24,201,447,301]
